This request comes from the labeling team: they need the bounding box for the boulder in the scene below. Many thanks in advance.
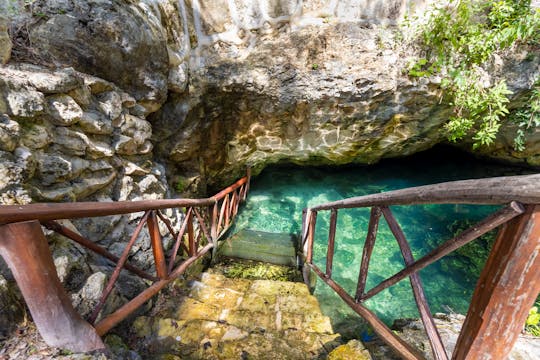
[27,0,170,111]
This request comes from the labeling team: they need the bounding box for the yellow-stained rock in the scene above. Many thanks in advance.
[190,282,243,308]
[226,309,275,332]
[250,279,310,298]
[130,268,355,359]
[201,272,252,292]
[175,297,221,321]
[328,340,373,360]
[278,294,321,314]
[237,291,276,312]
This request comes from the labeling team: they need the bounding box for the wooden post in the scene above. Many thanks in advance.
[0,221,105,352]
[148,211,168,279]
[326,209,338,278]
[356,206,381,301]
[453,205,540,360]
[187,210,195,256]
[382,207,448,360]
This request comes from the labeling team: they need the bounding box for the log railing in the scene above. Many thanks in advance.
[301,173,540,360]
[0,169,250,352]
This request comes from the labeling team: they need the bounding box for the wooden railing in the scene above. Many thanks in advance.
[300,174,540,360]
[0,169,250,352]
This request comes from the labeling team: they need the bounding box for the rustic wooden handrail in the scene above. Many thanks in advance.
[310,173,540,210]
[301,173,540,360]
[0,169,251,353]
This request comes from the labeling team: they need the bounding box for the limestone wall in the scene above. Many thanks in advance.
[0,63,166,206]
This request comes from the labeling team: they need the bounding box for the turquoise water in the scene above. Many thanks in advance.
[230,148,530,333]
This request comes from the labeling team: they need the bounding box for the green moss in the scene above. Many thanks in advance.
[216,259,302,282]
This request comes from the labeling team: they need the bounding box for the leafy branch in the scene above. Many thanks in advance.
[405,0,540,149]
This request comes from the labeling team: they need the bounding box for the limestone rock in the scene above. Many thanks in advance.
[28,0,169,110]
[328,340,373,360]
[36,153,73,185]
[78,111,114,135]
[48,220,91,290]
[0,115,20,152]
[131,269,342,359]
[20,123,53,150]
[0,16,11,64]
[71,271,125,321]
[0,275,24,340]
[0,74,46,118]
[47,94,83,126]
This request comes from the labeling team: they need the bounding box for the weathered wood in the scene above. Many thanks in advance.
[310,174,540,211]
[453,205,540,360]
[309,263,425,360]
[217,194,229,235]
[148,211,168,279]
[156,210,179,241]
[211,202,219,240]
[326,209,338,278]
[0,198,214,224]
[362,202,524,300]
[0,221,105,352]
[301,208,308,247]
[244,167,251,201]
[168,208,192,273]
[382,207,448,360]
[42,220,156,282]
[193,207,212,243]
[95,243,214,336]
[356,206,381,301]
[0,170,251,225]
[89,211,150,324]
[306,210,317,263]
[225,194,232,229]
[230,189,239,217]
[187,210,195,256]
[211,176,248,201]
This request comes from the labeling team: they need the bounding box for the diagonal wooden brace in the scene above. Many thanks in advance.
[0,220,105,352]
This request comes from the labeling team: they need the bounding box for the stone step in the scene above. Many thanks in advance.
[217,229,298,267]
[131,269,344,359]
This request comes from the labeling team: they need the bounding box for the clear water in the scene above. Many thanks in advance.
[230,148,530,334]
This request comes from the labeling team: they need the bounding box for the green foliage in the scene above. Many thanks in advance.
[406,0,540,149]
[525,303,540,336]
[509,84,540,151]
[174,177,188,193]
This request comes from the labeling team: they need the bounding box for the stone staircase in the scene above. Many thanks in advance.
[130,264,342,359]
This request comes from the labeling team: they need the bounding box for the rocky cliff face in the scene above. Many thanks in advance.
[4,0,538,193]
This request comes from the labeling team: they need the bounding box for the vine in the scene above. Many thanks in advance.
[405,0,540,149]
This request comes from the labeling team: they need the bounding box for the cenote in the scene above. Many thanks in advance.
[230,147,532,336]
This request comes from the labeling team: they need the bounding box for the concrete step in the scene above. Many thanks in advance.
[217,229,298,267]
